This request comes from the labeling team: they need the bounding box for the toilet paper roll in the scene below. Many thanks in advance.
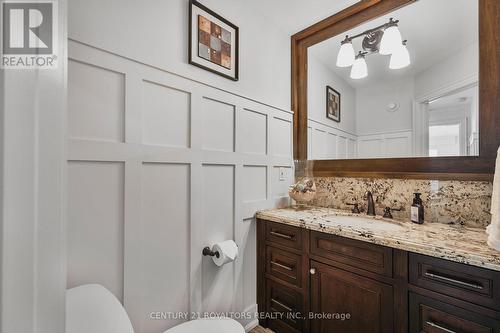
[211,240,238,267]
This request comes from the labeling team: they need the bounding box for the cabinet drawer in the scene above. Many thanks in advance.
[266,221,303,250]
[266,246,303,287]
[310,231,393,277]
[266,279,304,333]
[409,292,500,333]
[410,253,500,311]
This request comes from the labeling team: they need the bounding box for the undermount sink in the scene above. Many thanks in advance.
[322,214,406,232]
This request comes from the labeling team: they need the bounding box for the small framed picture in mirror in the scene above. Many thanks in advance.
[326,86,341,122]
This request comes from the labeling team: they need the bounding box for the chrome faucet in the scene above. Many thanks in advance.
[364,191,376,216]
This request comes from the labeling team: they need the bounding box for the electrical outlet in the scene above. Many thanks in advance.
[279,167,286,181]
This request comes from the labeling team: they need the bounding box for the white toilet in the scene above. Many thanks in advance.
[66,284,245,333]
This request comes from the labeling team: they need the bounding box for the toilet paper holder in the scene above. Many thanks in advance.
[202,246,220,258]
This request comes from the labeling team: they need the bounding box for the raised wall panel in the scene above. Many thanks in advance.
[240,109,267,155]
[358,138,383,158]
[68,60,125,142]
[348,138,357,158]
[337,136,348,159]
[142,81,190,148]
[202,98,235,152]
[312,129,327,159]
[385,133,412,158]
[327,133,338,158]
[272,117,292,157]
[201,165,235,312]
[357,131,412,158]
[140,163,190,331]
[242,166,267,202]
[67,161,125,301]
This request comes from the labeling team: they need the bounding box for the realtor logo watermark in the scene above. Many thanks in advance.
[1,1,58,69]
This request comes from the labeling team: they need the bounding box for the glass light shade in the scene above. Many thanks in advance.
[350,56,368,79]
[389,44,410,69]
[379,25,402,55]
[336,42,355,67]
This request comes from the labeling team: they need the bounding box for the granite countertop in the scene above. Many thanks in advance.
[255,206,500,271]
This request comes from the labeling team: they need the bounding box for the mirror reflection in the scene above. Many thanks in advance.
[307,0,479,160]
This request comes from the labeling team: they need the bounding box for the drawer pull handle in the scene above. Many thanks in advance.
[271,298,293,312]
[426,321,457,333]
[270,231,294,240]
[424,272,483,290]
[270,261,293,271]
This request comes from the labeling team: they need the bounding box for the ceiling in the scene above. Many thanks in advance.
[429,85,477,110]
[308,0,478,88]
[241,0,360,35]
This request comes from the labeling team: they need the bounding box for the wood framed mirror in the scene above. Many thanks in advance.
[292,0,499,180]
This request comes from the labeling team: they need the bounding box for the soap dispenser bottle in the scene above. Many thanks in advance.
[411,192,424,224]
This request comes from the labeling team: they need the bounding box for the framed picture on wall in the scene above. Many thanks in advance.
[189,0,239,81]
[326,86,341,122]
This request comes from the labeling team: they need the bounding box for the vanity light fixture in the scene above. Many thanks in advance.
[350,52,368,79]
[336,18,410,79]
[389,40,410,69]
[336,36,355,67]
[379,18,403,55]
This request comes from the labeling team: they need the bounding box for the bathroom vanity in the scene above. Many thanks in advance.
[266,0,500,329]
[256,208,500,333]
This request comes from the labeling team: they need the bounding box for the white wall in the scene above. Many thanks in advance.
[0,2,67,333]
[68,0,291,111]
[307,54,415,159]
[354,78,414,158]
[355,77,414,136]
[67,1,293,333]
[415,42,478,99]
[307,54,357,159]
[308,54,356,134]
[357,130,413,158]
[307,121,358,160]
[308,40,479,160]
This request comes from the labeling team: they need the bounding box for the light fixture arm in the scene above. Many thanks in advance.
[343,18,400,42]
[355,51,368,59]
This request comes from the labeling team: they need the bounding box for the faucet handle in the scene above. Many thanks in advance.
[383,207,401,219]
[346,202,361,214]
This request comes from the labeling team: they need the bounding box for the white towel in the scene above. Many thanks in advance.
[487,146,500,250]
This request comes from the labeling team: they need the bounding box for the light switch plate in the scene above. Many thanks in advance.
[279,167,286,181]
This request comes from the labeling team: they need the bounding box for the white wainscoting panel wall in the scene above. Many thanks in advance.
[307,119,357,160]
[66,40,293,333]
[357,130,413,159]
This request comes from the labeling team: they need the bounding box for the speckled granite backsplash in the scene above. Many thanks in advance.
[310,177,493,228]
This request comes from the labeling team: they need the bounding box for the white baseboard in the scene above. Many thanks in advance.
[238,303,259,332]
[244,319,259,332]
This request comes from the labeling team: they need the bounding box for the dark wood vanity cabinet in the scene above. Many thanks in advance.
[257,219,500,333]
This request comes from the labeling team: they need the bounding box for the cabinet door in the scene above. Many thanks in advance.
[310,261,394,333]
